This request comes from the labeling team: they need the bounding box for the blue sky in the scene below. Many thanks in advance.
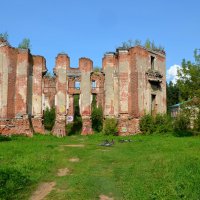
[1,0,200,81]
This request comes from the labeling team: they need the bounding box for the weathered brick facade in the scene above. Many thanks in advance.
[0,39,166,136]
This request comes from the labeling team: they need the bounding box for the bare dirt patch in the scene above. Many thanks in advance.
[57,168,70,176]
[99,194,114,200]
[30,182,56,200]
[61,144,85,147]
[69,157,80,162]
[99,149,110,152]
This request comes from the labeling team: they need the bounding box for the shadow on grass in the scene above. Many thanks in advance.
[173,130,196,137]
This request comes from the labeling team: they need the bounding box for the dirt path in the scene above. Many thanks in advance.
[30,182,56,200]
[57,168,70,176]
[61,144,85,147]
[99,194,114,200]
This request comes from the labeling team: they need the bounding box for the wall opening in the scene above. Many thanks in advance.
[91,94,103,132]
[151,56,155,70]
[92,80,96,89]
[66,94,82,135]
[151,94,156,115]
[92,94,97,108]
[75,81,80,90]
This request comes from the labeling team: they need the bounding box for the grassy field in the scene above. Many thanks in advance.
[0,134,200,200]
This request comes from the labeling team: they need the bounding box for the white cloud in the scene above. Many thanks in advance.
[167,64,181,84]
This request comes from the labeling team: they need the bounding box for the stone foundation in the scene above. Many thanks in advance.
[0,118,33,136]
[118,117,140,135]
[31,117,45,134]
[81,117,93,135]
[52,115,66,137]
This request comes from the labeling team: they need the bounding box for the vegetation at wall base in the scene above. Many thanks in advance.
[139,112,200,137]
[91,106,103,132]
[103,118,118,135]
[43,107,56,130]
[140,114,173,135]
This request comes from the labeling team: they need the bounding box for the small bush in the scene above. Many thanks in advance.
[173,113,190,132]
[0,168,32,200]
[154,114,173,134]
[140,114,173,135]
[173,112,192,137]
[91,106,103,132]
[43,107,56,130]
[103,118,118,135]
[139,114,155,134]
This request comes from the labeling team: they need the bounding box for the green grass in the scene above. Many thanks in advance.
[0,134,200,199]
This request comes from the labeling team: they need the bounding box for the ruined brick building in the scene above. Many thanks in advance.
[0,39,166,136]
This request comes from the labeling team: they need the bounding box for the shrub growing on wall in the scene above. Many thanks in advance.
[103,118,118,135]
[43,107,56,130]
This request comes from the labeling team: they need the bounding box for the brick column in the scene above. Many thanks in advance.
[102,53,116,116]
[14,49,33,136]
[31,56,46,134]
[79,58,93,135]
[117,49,131,135]
[0,41,9,119]
[52,54,69,137]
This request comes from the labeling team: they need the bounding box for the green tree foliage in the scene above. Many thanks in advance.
[177,49,200,101]
[18,38,31,49]
[173,111,192,136]
[91,106,103,132]
[91,94,103,132]
[175,49,200,135]
[166,81,179,108]
[66,95,82,135]
[43,107,56,130]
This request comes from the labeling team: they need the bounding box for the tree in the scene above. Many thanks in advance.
[177,49,200,101]
[18,38,31,49]
[166,81,179,108]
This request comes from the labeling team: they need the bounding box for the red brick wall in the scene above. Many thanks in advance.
[7,47,18,118]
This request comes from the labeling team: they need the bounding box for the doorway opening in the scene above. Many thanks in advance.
[67,94,82,135]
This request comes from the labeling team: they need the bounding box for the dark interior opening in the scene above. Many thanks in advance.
[67,94,82,135]
[151,56,155,70]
